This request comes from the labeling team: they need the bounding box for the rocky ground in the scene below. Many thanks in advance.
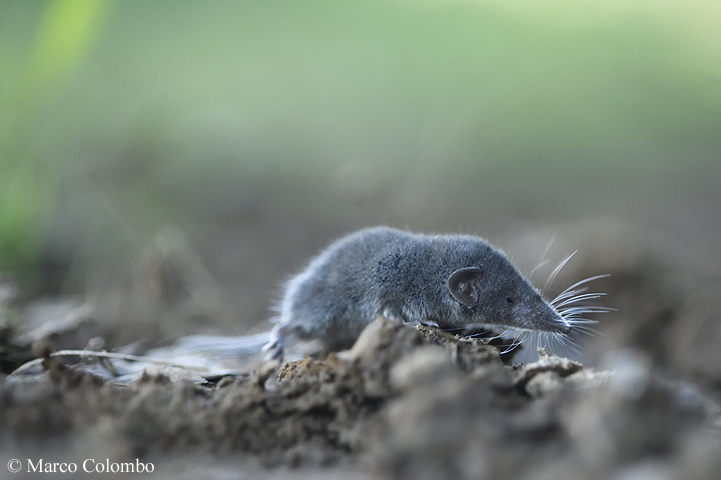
[2,220,721,479]
[2,306,720,479]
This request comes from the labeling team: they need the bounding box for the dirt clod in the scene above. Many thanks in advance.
[2,316,720,479]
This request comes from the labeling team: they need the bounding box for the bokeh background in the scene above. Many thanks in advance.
[2,1,720,374]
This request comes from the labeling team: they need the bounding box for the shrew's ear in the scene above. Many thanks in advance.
[447,267,484,307]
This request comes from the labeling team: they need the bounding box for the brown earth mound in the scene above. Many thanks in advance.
[2,316,719,479]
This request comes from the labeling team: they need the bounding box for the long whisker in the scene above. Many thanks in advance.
[499,331,527,354]
[481,328,521,354]
[562,318,599,325]
[541,233,557,261]
[484,330,506,341]
[560,306,614,317]
[529,234,557,279]
[528,259,550,279]
[544,250,577,292]
[554,292,607,308]
[551,286,591,304]
[557,333,583,354]
[556,274,611,297]
[566,324,602,337]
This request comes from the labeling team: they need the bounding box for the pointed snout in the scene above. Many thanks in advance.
[556,322,572,335]
[546,309,571,334]
[518,303,571,334]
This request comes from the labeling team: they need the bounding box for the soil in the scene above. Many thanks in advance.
[2,220,721,479]
[2,311,720,479]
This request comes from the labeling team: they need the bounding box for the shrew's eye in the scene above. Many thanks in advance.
[506,297,514,304]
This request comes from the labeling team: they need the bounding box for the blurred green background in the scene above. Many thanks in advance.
[1,0,720,340]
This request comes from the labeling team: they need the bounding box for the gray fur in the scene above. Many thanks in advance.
[265,226,569,359]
